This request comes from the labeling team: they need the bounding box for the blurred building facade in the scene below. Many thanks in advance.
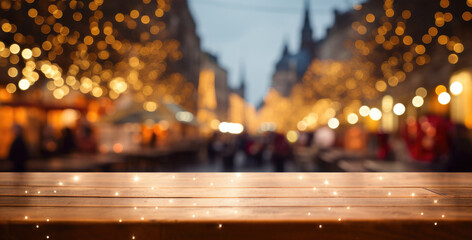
[197,52,230,135]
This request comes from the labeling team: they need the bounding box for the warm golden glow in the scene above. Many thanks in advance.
[402,36,413,45]
[9,44,20,54]
[21,48,32,59]
[143,101,158,112]
[416,87,427,98]
[7,67,18,78]
[438,92,451,105]
[448,54,458,64]
[18,79,30,90]
[366,13,375,23]
[369,108,382,121]
[412,96,424,108]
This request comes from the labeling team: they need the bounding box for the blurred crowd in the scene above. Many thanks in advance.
[5,114,472,172]
[7,122,98,171]
[206,115,472,172]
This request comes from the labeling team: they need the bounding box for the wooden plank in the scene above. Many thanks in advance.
[0,197,469,207]
[0,173,471,187]
[0,206,469,222]
[0,186,438,198]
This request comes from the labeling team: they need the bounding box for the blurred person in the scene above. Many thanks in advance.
[271,132,292,172]
[447,124,472,171]
[208,132,223,164]
[8,124,29,172]
[246,137,265,167]
[39,124,58,157]
[59,127,76,154]
[149,131,158,148]
[376,131,393,160]
[222,135,237,172]
[77,125,97,153]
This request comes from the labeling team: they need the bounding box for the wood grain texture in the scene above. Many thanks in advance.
[0,172,471,240]
[0,172,471,187]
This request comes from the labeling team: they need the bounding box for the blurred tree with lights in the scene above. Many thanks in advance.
[0,0,199,112]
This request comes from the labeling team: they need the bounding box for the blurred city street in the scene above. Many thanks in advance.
[1,0,472,172]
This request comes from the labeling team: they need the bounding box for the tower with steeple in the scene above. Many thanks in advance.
[236,64,246,100]
[300,0,315,54]
[270,0,317,97]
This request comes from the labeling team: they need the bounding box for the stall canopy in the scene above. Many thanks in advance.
[100,101,199,126]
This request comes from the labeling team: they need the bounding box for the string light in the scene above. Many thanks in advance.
[393,103,406,116]
[438,92,451,105]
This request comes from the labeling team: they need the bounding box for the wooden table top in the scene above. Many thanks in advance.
[0,172,471,239]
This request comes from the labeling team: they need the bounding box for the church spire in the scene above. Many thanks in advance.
[282,37,290,56]
[303,0,311,28]
[238,63,246,99]
[300,0,314,52]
